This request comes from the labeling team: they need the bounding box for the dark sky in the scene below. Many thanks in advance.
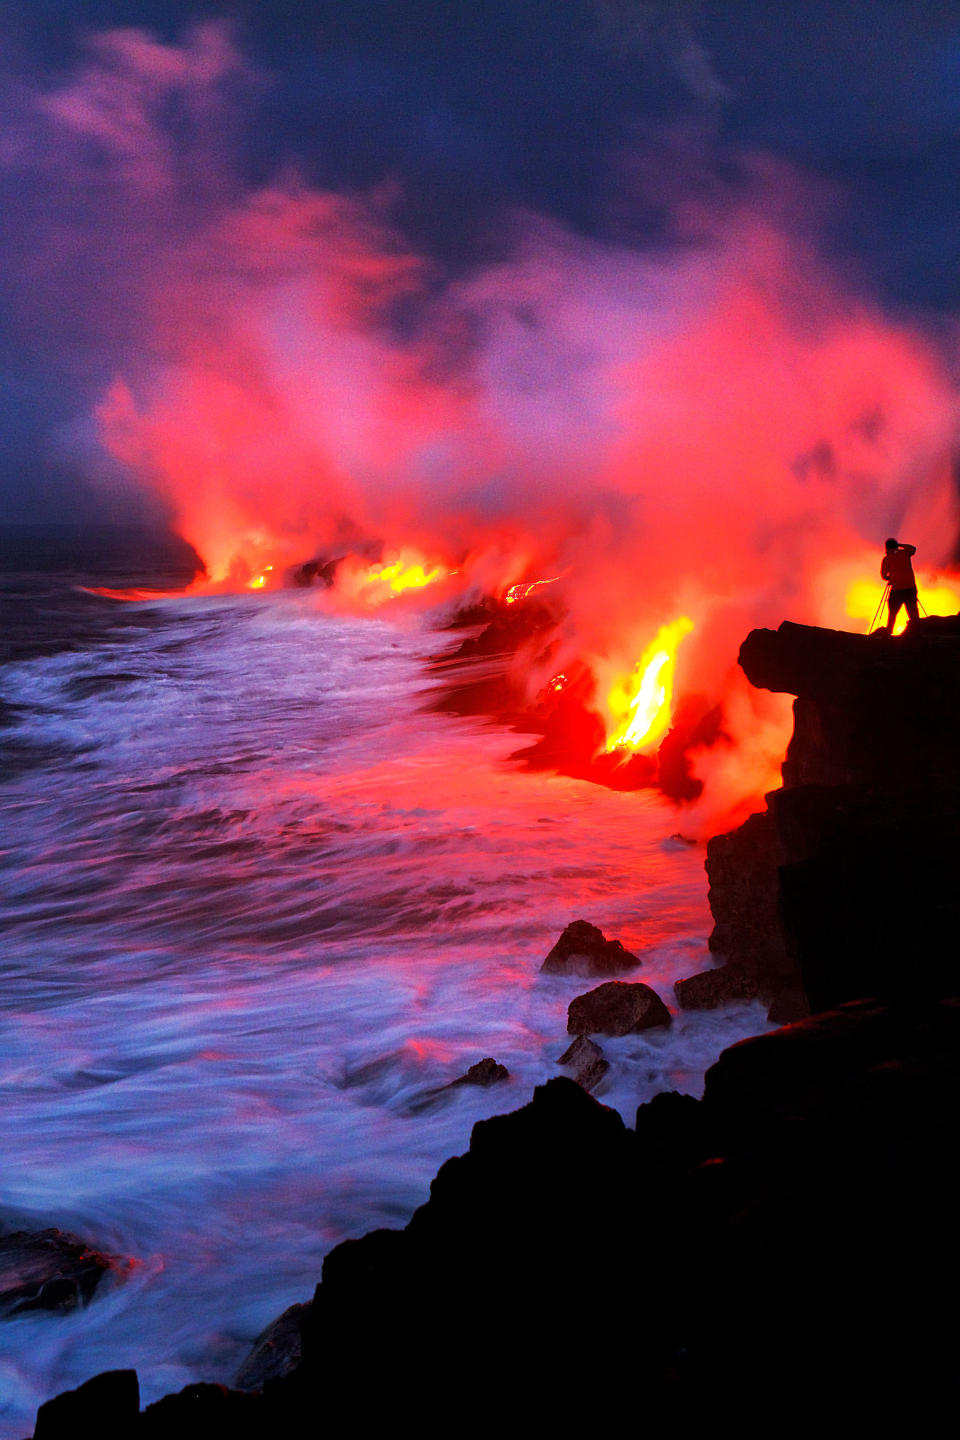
[2,0,960,524]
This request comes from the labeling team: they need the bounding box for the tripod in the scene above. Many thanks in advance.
[869,584,890,634]
[870,585,928,633]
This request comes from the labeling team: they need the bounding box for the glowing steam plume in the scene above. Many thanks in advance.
[605,617,695,753]
[19,20,960,822]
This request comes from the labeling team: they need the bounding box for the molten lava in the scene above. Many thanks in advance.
[333,550,452,608]
[363,557,448,599]
[605,617,694,754]
[504,577,560,605]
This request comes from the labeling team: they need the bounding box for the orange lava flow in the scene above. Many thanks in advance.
[335,550,453,607]
[369,559,447,594]
[605,616,694,753]
[504,577,560,605]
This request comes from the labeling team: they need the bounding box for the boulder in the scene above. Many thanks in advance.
[541,919,640,977]
[447,1057,510,1087]
[567,981,671,1036]
[234,1302,309,1391]
[0,1228,115,1316]
[674,964,763,1010]
[557,1034,609,1092]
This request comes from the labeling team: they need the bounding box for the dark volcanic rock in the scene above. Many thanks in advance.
[0,1229,114,1316]
[299,1078,654,1423]
[704,811,790,995]
[557,1034,610,1092]
[674,964,763,1010]
[142,1383,263,1437]
[656,696,727,802]
[567,980,671,1035]
[443,598,559,661]
[234,1302,308,1391]
[36,1000,960,1427]
[34,1369,139,1439]
[541,918,641,977]
[447,1057,510,1087]
[695,618,960,1016]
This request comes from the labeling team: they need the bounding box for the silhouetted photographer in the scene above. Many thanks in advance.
[881,538,919,634]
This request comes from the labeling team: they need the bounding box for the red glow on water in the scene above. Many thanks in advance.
[83,586,187,602]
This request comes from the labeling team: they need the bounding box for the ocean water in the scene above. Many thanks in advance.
[0,528,768,1434]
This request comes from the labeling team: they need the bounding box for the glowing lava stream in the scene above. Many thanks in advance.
[368,558,447,594]
[605,616,695,753]
[504,577,560,605]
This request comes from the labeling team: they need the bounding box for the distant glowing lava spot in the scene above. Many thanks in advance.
[371,559,445,594]
[845,574,960,635]
[605,616,694,753]
[249,565,274,590]
[504,577,560,605]
[339,550,452,607]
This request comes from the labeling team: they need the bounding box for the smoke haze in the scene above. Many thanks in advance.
[3,11,960,816]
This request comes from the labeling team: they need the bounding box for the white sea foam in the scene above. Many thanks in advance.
[0,590,768,1434]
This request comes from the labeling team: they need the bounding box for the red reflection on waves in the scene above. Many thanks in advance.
[82,587,188,602]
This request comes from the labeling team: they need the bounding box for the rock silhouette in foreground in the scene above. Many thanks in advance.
[567,979,671,1035]
[40,998,958,1431]
[34,1370,140,1439]
[540,918,641,977]
[681,618,960,1018]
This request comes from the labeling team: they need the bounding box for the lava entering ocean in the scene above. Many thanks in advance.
[32,20,960,824]
[339,553,452,607]
[605,617,695,754]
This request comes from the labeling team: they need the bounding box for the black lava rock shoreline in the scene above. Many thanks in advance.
[31,619,960,1435]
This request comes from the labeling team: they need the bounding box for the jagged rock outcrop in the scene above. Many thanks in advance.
[234,1304,307,1391]
[40,998,959,1431]
[682,618,960,1017]
[557,1034,609,1092]
[446,1057,510,1087]
[567,979,671,1035]
[540,919,640,977]
[673,962,767,1010]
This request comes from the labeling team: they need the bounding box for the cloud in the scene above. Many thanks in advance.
[590,0,731,105]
